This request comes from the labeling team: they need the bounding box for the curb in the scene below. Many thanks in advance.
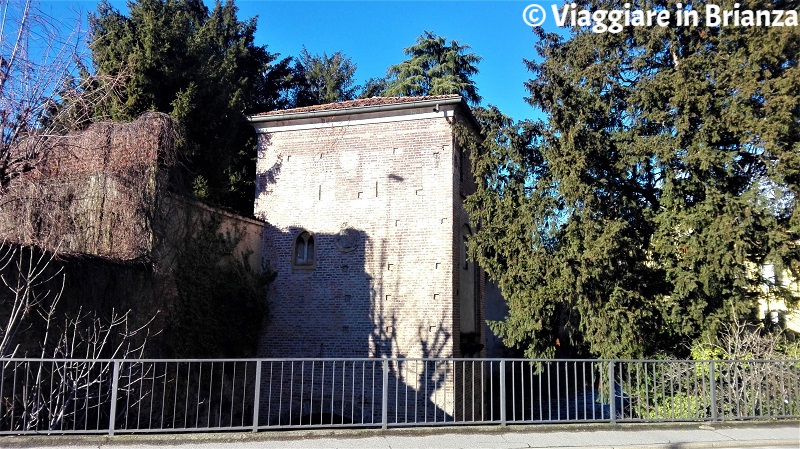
[1,420,798,448]
[573,442,799,449]
[564,440,798,449]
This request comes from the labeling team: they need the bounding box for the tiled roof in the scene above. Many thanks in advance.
[250,95,463,117]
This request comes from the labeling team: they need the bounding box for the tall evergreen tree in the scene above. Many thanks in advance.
[359,76,388,99]
[291,47,359,106]
[459,0,799,359]
[384,31,481,105]
[89,0,293,214]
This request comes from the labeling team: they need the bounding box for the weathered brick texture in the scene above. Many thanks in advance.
[251,97,485,423]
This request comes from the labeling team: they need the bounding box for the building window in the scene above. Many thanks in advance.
[294,231,315,267]
[462,225,471,270]
[462,236,469,270]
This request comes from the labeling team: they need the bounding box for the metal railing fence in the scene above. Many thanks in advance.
[1,358,797,435]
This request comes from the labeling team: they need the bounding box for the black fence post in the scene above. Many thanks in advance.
[381,358,389,429]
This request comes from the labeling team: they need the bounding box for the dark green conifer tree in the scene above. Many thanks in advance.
[460,0,799,359]
[291,47,359,106]
[359,77,388,98]
[384,31,482,105]
[89,0,293,214]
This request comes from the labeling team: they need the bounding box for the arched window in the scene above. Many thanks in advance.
[294,231,315,267]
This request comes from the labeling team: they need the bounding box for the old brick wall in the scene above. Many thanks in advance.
[255,109,458,359]
[0,113,175,260]
[0,113,269,359]
[252,101,485,423]
[156,194,265,273]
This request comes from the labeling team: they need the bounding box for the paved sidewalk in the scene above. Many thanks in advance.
[1,422,798,449]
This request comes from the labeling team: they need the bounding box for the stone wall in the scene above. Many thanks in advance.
[0,113,267,359]
[157,195,265,273]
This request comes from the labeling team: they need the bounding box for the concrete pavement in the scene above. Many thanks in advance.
[1,421,798,449]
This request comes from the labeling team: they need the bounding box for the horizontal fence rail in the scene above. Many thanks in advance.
[1,358,797,434]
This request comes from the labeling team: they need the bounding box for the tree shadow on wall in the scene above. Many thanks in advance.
[257,227,457,426]
[369,237,456,424]
[255,133,283,199]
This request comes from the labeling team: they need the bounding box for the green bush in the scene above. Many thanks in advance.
[169,216,274,358]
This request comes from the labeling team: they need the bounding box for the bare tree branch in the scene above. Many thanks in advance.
[1,241,155,431]
[1,0,127,194]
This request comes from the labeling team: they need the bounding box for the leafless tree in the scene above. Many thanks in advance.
[1,240,155,431]
[0,1,155,432]
[702,321,798,417]
[0,239,63,358]
[0,0,125,193]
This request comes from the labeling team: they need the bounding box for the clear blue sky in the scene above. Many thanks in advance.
[42,0,557,121]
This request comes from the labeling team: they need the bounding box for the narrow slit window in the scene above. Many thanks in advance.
[462,224,472,270]
[463,235,469,270]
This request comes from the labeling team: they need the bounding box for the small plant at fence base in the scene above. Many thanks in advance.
[0,242,154,432]
[623,362,711,421]
[617,322,800,421]
[1,357,798,434]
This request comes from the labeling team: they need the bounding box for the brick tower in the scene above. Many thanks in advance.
[249,95,484,362]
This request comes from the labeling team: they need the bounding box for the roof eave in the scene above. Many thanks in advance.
[247,96,477,128]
